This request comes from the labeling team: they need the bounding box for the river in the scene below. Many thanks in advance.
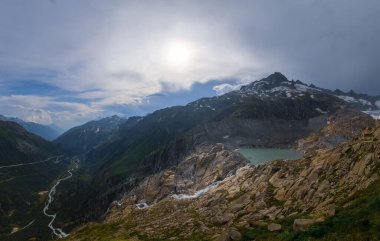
[42,170,73,239]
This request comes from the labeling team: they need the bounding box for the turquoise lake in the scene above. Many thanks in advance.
[238,148,303,165]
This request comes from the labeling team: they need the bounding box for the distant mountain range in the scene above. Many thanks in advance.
[0,115,62,140]
[54,115,128,155]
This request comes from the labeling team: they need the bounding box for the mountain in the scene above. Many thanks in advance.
[66,124,380,241]
[0,115,61,140]
[54,115,129,155]
[83,72,346,175]
[0,72,376,240]
[10,72,376,240]
[0,121,72,240]
[51,72,379,232]
[0,121,58,165]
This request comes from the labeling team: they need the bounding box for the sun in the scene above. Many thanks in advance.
[165,41,192,67]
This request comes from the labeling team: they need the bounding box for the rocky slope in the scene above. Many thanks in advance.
[112,143,248,205]
[297,107,377,152]
[65,121,380,241]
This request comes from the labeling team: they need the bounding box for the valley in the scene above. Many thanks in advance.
[1,1,379,240]
[0,154,76,241]
[1,73,379,241]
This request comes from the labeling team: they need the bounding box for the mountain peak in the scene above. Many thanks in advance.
[263,72,289,84]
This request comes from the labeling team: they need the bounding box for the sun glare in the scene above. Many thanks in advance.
[166,41,192,67]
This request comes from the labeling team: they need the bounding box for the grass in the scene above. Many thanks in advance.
[0,158,72,241]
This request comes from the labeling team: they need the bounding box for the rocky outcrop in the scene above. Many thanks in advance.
[297,107,376,152]
[107,143,248,207]
[66,122,380,241]
[79,125,380,240]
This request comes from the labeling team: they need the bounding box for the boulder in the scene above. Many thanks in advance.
[213,231,230,241]
[267,223,282,232]
[293,219,315,232]
[213,213,235,225]
[230,230,242,240]
[235,221,250,229]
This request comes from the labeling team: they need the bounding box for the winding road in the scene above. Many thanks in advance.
[0,155,62,169]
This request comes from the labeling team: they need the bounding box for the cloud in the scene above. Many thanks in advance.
[0,95,103,129]
[213,83,244,96]
[0,0,379,128]
[0,1,256,94]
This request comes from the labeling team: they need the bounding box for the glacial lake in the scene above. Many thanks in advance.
[238,148,303,165]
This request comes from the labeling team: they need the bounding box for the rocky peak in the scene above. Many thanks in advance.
[262,72,289,84]
[240,72,290,92]
[236,72,321,100]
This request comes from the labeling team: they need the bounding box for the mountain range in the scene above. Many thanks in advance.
[0,72,379,240]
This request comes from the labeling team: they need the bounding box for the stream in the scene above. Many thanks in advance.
[42,170,73,239]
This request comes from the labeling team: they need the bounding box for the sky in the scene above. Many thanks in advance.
[0,0,379,130]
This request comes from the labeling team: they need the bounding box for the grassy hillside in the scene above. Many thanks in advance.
[0,121,58,165]
[0,121,70,240]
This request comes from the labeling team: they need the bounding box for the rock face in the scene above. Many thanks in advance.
[107,143,248,208]
[66,124,380,241]
[297,107,376,152]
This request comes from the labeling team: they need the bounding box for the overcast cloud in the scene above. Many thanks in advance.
[0,0,379,129]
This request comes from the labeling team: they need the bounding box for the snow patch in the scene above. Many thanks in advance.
[358,99,372,106]
[171,181,221,200]
[316,108,327,114]
[337,96,357,103]
[294,84,309,92]
[375,100,380,109]
[337,96,372,106]
[363,110,380,120]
